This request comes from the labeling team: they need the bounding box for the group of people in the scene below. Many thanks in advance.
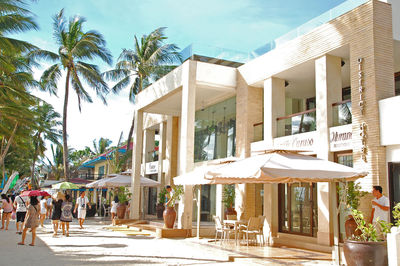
[0,190,79,246]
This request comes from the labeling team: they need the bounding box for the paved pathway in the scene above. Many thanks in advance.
[0,218,333,265]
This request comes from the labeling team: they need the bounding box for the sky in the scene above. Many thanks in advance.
[16,0,347,154]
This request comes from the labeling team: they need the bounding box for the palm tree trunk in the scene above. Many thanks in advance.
[31,135,40,189]
[126,113,135,152]
[0,122,18,171]
[62,68,71,181]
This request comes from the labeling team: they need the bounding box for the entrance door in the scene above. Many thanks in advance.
[389,163,400,222]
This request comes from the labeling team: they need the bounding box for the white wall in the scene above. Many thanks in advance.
[379,96,400,146]
[380,0,400,40]
[387,145,400,162]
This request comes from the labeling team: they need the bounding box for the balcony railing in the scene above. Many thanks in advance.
[253,122,264,142]
[277,109,316,137]
[332,100,352,127]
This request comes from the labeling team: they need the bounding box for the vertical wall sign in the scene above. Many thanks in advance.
[358,58,367,162]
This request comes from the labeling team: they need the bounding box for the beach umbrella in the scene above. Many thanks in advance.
[52,182,80,190]
[20,190,50,197]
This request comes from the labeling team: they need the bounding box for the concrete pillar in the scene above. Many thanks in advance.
[263,77,286,145]
[315,54,342,246]
[177,60,197,230]
[158,122,166,191]
[130,109,143,220]
[216,184,224,219]
[263,183,279,243]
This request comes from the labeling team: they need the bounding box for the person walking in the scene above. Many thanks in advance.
[60,194,73,237]
[39,196,47,227]
[46,196,53,219]
[18,196,40,246]
[51,195,63,237]
[74,191,91,229]
[1,194,13,230]
[13,193,28,234]
[110,195,119,220]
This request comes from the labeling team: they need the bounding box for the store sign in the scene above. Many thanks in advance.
[273,132,316,151]
[358,57,368,162]
[145,162,158,175]
[329,125,352,152]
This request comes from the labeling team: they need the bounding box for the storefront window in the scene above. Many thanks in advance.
[194,97,236,162]
[193,185,216,222]
[395,73,400,96]
[279,183,318,237]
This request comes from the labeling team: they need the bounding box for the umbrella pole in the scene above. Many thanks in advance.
[330,182,340,265]
[197,185,201,239]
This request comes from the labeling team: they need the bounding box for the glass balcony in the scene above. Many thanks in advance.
[180,43,250,67]
[251,0,368,58]
[277,109,316,137]
[332,100,352,127]
[253,122,263,142]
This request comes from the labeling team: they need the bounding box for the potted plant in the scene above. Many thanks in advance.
[163,185,183,229]
[156,188,167,219]
[222,185,236,219]
[338,181,367,238]
[115,187,131,219]
[343,209,391,266]
[387,202,400,266]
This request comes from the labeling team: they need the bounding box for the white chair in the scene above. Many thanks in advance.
[240,217,260,246]
[213,216,234,244]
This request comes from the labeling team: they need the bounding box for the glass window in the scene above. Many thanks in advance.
[194,97,236,162]
[98,166,105,178]
[279,183,318,237]
[395,73,400,96]
[192,185,216,222]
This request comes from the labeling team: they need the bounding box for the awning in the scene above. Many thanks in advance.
[205,150,368,183]
[86,174,160,188]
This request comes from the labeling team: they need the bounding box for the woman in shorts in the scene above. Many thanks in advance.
[39,196,47,227]
[60,194,73,237]
[1,194,13,230]
[18,196,40,246]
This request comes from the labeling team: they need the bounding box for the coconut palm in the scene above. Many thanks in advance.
[103,27,181,151]
[30,101,62,187]
[38,9,112,180]
[91,137,112,155]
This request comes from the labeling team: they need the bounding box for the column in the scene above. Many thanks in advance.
[158,122,166,190]
[263,77,286,145]
[130,109,143,220]
[177,60,197,230]
[315,54,342,246]
[215,184,224,219]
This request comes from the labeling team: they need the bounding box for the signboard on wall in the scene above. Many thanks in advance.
[329,124,352,152]
[273,131,316,151]
[145,162,158,175]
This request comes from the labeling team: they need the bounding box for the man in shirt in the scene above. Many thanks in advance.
[13,193,29,234]
[369,185,390,224]
[74,191,91,229]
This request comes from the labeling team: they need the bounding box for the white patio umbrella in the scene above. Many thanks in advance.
[103,174,160,188]
[205,150,368,183]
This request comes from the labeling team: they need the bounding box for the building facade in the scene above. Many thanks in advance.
[130,0,400,253]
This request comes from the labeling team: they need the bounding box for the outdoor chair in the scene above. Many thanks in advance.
[240,217,260,246]
[103,204,110,218]
[257,216,265,246]
[213,216,234,244]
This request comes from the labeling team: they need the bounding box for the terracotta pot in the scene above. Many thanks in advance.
[116,203,127,219]
[344,239,387,266]
[345,215,362,238]
[156,204,165,219]
[224,207,237,219]
[163,206,176,229]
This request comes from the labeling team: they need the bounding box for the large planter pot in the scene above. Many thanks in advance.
[345,215,361,238]
[116,203,127,219]
[163,206,176,229]
[156,204,165,219]
[344,239,388,266]
[224,207,237,219]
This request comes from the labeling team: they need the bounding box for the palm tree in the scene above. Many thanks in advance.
[38,9,112,181]
[30,101,62,187]
[91,137,112,155]
[103,27,181,151]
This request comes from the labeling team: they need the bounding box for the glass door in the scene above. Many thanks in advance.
[389,162,400,223]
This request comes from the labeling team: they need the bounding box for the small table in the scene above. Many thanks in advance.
[223,219,248,245]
